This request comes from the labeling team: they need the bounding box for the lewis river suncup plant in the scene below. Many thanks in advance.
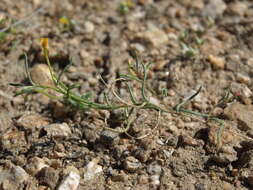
[11,38,226,147]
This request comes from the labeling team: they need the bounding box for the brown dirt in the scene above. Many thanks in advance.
[0,0,253,189]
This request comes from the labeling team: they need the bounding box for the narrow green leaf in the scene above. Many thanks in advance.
[81,92,92,100]
[9,83,24,87]
[68,83,81,90]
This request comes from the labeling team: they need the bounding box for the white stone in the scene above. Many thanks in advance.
[83,159,103,181]
[84,21,95,33]
[57,172,80,190]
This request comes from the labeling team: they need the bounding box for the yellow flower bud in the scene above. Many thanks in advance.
[40,37,49,51]
[59,16,70,25]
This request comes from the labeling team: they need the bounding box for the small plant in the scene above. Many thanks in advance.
[0,17,12,44]
[59,16,75,32]
[118,0,134,15]
[11,39,225,145]
[203,16,215,29]
[0,17,24,49]
[179,29,205,59]
[0,7,43,45]
[0,31,7,43]
[180,42,198,58]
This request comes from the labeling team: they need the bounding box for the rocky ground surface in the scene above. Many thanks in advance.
[1,0,253,189]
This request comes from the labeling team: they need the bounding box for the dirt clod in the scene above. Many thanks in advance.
[100,129,120,145]
[37,167,59,189]
[224,102,253,131]
[135,23,169,48]
[207,55,225,70]
[25,157,49,176]
[0,162,30,189]
[123,156,142,172]
[16,113,50,130]
[42,123,71,140]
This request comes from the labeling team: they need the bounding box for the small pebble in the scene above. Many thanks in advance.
[229,2,248,16]
[208,55,225,70]
[154,60,167,70]
[163,149,174,159]
[138,175,149,184]
[166,123,179,135]
[149,175,160,186]
[138,0,151,5]
[147,163,162,175]
[80,49,89,59]
[211,145,238,164]
[1,130,26,150]
[111,171,128,182]
[38,186,48,190]
[42,123,71,140]
[230,82,252,104]
[50,159,62,169]
[130,43,146,53]
[248,176,253,187]
[247,130,253,138]
[16,113,50,130]
[51,101,69,118]
[135,23,168,47]
[180,134,201,147]
[195,183,205,190]
[134,149,150,163]
[247,57,253,68]
[100,129,120,145]
[62,166,79,177]
[236,73,251,85]
[223,182,234,190]
[37,167,59,189]
[83,158,103,181]
[11,164,30,184]
[0,163,29,189]
[224,102,253,131]
[84,21,95,33]
[123,156,142,172]
[237,150,253,170]
[25,157,49,176]
[30,64,54,87]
